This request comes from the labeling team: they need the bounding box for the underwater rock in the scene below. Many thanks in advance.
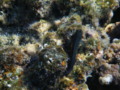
[57,14,82,55]
[103,41,120,64]
[29,20,52,34]
[35,0,53,18]
[0,0,120,89]
[0,34,21,46]
[39,45,68,74]
[25,43,39,56]
[0,47,30,65]
[24,45,68,89]
[99,74,113,85]
[0,46,30,89]
[98,63,120,85]
[0,0,39,25]
[42,32,63,46]
[29,19,52,44]
[105,22,120,42]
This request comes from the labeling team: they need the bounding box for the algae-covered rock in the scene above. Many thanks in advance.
[0,46,30,89]
[0,34,21,46]
[29,20,52,33]
[57,14,82,49]
[42,32,63,46]
[24,45,68,89]
[78,0,118,26]
[39,45,68,73]
[0,0,120,89]
[105,22,120,41]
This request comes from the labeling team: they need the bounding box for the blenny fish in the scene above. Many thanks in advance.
[64,30,82,76]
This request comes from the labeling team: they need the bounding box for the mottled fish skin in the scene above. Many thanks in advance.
[64,30,82,76]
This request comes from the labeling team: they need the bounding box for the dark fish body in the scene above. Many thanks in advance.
[64,30,82,76]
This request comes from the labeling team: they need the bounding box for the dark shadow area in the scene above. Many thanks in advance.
[23,56,60,90]
[82,15,92,25]
[111,7,120,23]
[51,1,70,18]
[4,0,40,26]
[86,71,120,90]
[99,17,108,27]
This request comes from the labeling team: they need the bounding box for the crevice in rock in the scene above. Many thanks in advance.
[111,7,120,23]
[86,71,120,90]
[51,1,70,18]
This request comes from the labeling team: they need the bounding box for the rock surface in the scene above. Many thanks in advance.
[0,0,120,90]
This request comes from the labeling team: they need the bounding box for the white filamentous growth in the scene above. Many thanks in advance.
[99,74,113,85]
